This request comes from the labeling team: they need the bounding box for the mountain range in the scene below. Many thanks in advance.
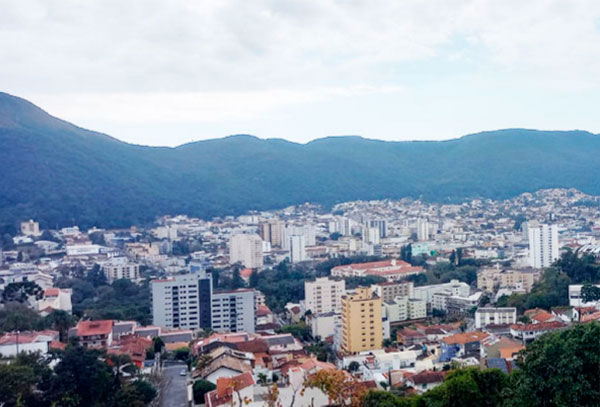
[1,91,600,230]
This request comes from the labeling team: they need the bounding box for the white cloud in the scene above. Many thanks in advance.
[2,0,600,144]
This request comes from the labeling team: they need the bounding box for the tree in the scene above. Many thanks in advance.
[44,310,74,342]
[504,322,600,407]
[231,267,245,289]
[581,283,600,303]
[249,270,260,288]
[348,361,360,373]
[280,322,312,341]
[304,369,368,407]
[3,281,44,304]
[363,390,405,407]
[153,336,165,353]
[193,380,216,404]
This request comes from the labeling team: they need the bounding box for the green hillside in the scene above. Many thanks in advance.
[1,92,599,229]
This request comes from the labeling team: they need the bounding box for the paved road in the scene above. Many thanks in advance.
[160,362,189,407]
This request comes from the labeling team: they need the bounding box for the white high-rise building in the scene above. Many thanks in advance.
[211,289,256,333]
[528,223,559,269]
[151,272,213,330]
[417,218,430,241]
[229,234,264,268]
[304,277,345,314]
[282,225,316,249]
[289,235,307,263]
[362,226,380,245]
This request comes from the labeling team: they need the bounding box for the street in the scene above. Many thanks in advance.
[159,362,189,407]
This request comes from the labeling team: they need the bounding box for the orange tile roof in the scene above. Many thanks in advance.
[510,321,566,331]
[499,346,524,360]
[76,320,114,337]
[216,372,255,398]
[441,331,490,345]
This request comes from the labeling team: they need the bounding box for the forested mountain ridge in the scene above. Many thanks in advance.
[1,91,600,229]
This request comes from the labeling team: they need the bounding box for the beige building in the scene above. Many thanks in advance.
[305,277,345,314]
[372,281,414,303]
[341,287,382,353]
[102,259,140,282]
[477,268,541,293]
[229,234,263,269]
[259,220,284,248]
[21,219,40,236]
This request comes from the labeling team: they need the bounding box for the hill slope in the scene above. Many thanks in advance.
[1,92,599,229]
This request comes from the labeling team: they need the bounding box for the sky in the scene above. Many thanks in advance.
[2,0,600,147]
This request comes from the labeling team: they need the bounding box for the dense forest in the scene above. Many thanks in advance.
[2,92,600,229]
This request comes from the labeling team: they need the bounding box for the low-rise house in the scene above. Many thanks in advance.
[439,331,491,362]
[0,330,59,357]
[397,328,426,346]
[205,372,255,407]
[405,370,445,394]
[72,320,114,348]
[510,321,567,342]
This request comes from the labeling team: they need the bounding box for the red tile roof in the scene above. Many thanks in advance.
[207,372,255,406]
[510,321,567,331]
[76,320,114,337]
[441,331,490,345]
[409,370,445,385]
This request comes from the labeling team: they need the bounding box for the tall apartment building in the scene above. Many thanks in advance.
[372,281,414,303]
[362,226,380,245]
[304,277,345,314]
[528,223,559,269]
[289,234,307,263]
[102,258,140,282]
[151,272,212,330]
[229,234,264,269]
[340,287,382,353]
[417,218,430,241]
[369,219,388,238]
[282,225,316,249]
[211,289,256,334]
[259,220,284,248]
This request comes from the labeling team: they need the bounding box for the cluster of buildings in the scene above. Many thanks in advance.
[3,188,600,405]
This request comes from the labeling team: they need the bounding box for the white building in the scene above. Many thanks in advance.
[475,307,517,328]
[229,234,263,268]
[0,330,58,357]
[37,288,72,314]
[20,219,41,236]
[413,280,470,310]
[568,284,600,307]
[211,289,256,334]
[417,218,430,241]
[309,311,339,339]
[289,234,307,263]
[102,258,140,282]
[282,225,316,249]
[304,277,345,314]
[528,223,559,268]
[151,272,213,330]
[383,296,427,323]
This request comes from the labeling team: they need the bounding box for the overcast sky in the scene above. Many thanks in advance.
[3,0,600,146]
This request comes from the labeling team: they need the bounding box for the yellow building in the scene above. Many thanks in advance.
[341,287,383,353]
